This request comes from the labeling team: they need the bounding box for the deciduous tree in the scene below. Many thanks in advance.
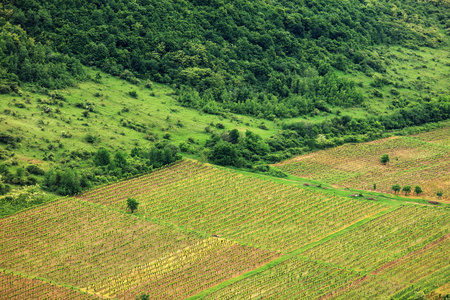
[414,186,422,195]
[402,185,411,196]
[127,197,139,214]
[392,184,401,194]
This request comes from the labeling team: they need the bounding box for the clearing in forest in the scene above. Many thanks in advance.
[275,133,450,201]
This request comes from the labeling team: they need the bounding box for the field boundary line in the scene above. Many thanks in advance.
[317,233,450,300]
[74,196,212,239]
[390,265,450,299]
[0,268,101,298]
[0,196,65,220]
[187,206,399,299]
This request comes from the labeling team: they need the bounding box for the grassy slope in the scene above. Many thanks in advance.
[339,45,450,116]
[0,68,278,173]
[2,41,449,174]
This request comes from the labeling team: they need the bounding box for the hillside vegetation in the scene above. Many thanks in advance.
[2,0,450,118]
[1,0,450,199]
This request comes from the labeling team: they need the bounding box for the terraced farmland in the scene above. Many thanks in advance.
[275,134,450,201]
[78,160,387,253]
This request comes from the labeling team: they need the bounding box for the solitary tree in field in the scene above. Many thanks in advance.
[436,191,443,199]
[392,184,401,194]
[127,197,139,213]
[414,186,423,196]
[402,185,412,196]
[380,154,390,164]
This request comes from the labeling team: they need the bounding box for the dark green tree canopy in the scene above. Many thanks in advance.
[94,148,111,166]
[4,0,447,116]
[414,186,423,195]
[381,154,390,164]
[402,185,412,196]
[127,197,139,214]
[392,184,401,194]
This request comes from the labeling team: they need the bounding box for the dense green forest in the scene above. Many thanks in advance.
[2,0,449,116]
[0,0,449,201]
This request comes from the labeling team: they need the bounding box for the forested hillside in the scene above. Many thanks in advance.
[2,0,449,117]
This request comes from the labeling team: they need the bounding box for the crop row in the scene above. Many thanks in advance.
[412,127,450,146]
[391,265,450,299]
[0,197,279,298]
[276,136,449,199]
[332,237,450,299]
[79,160,387,253]
[303,206,450,273]
[0,271,99,300]
[202,212,449,300]
[0,198,201,288]
[204,256,362,299]
[91,238,278,299]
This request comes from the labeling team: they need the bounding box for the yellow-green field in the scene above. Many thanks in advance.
[78,160,387,253]
[275,129,450,202]
[1,160,449,299]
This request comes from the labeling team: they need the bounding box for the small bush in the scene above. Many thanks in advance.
[14,102,26,108]
[26,165,45,175]
[84,134,99,144]
[145,81,153,89]
[128,91,138,98]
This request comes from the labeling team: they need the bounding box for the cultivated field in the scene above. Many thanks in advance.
[413,127,450,146]
[2,160,449,299]
[0,271,100,300]
[333,237,450,299]
[204,256,362,299]
[275,134,450,201]
[303,206,450,272]
[0,198,278,299]
[198,206,450,299]
[78,160,387,253]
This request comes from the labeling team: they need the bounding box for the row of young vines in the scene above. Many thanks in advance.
[200,207,450,299]
[303,206,450,272]
[0,271,99,300]
[276,136,449,200]
[0,198,277,299]
[79,160,387,253]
